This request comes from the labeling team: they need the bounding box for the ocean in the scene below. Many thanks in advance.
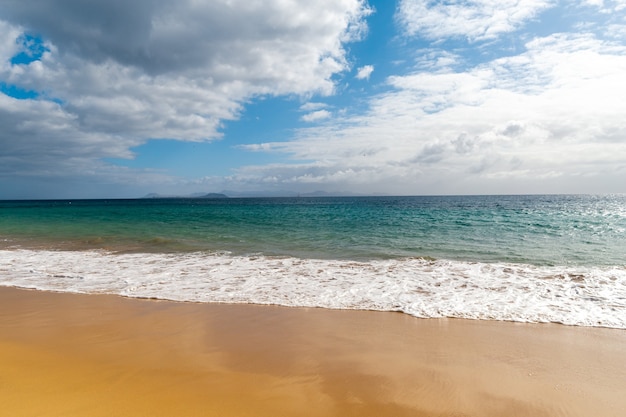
[1,194,625,328]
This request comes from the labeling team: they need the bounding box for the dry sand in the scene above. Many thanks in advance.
[1,286,625,416]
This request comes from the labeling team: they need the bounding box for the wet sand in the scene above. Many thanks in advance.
[1,286,625,417]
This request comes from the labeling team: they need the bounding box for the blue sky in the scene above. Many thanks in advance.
[1,0,626,198]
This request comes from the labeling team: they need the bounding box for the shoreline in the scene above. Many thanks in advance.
[1,286,625,416]
[2,248,625,329]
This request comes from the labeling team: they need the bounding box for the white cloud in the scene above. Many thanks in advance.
[413,50,462,72]
[582,0,626,12]
[237,143,276,153]
[397,0,555,41]
[301,109,332,122]
[300,102,329,112]
[0,21,21,65]
[584,0,605,6]
[233,32,626,195]
[0,0,371,187]
[355,64,374,80]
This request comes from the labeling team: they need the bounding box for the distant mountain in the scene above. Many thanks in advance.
[218,190,361,198]
[219,189,298,198]
[142,192,228,199]
[299,190,356,197]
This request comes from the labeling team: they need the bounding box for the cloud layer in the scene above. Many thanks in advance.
[1,0,626,197]
[0,0,371,193]
[218,2,626,195]
[397,0,554,41]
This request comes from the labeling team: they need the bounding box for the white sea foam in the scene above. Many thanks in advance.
[1,249,625,328]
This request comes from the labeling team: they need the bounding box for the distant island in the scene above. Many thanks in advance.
[142,193,229,199]
[142,190,366,199]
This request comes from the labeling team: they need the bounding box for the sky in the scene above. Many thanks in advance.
[1,0,626,199]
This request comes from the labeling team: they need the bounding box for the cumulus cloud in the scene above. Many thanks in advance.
[0,0,371,185]
[355,64,374,80]
[397,0,554,41]
[2,0,370,80]
[582,0,626,12]
[228,31,626,195]
[300,102,329,112]
[301,110,332,123]
[2,0,626,198]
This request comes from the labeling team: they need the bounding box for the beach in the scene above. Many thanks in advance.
[1,286,625,416]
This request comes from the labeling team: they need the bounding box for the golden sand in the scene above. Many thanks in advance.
[1,286,625,416]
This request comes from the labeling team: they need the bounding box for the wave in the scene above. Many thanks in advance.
[1,249,625,328]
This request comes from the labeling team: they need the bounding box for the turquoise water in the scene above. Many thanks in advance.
[1,195,624,266]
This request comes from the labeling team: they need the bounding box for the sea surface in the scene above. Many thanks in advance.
[1,195,625,328]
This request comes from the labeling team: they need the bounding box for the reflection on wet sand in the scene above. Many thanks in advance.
[1,287,625,416]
